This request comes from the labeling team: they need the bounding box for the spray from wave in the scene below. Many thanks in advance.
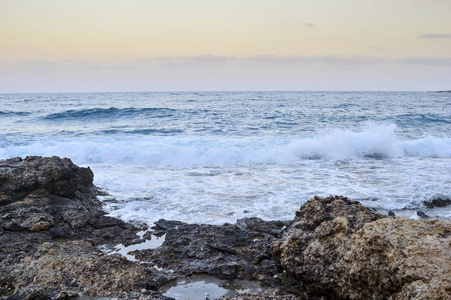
[1,123,450,166]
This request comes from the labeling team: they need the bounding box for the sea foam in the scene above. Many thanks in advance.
[1,124,449,167]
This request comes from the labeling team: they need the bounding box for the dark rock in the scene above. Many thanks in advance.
[423,201,435,209]
[417,210,430,219]
[134,218,291,284]
[0,156,162,299]
[0,156,94,202]
[0,156,138,249]
[433,197,451,207]
[388,210,396,217]
[423,197,451,208]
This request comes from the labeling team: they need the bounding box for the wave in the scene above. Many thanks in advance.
[42,107,178,121]
[0,111,31,116]
[1,124,450,166]
[101,129,185,135]
[396,113,451,125]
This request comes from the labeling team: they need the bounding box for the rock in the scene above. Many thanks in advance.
[0,157,156,299]
[271,195,451,300]
[1,241,151,299]
[0,156,139,249]
[423,197,451,208]
[416,210,430,219]
[423,201,435,209]
[134,218,292,283]
[220,289,307,300]
[0,156,94,202]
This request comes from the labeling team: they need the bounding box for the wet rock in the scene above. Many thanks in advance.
[423,197,451,209]
[272,195,451,300]
[416,210,430,219]
[135,218,292,284]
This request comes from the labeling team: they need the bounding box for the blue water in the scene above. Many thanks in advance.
[1,91,450,223]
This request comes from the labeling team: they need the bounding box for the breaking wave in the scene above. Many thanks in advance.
[1,124,450,167]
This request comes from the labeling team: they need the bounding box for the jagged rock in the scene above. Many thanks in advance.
[0,156,140,250]
[1,241,151,299]
[423,197,451,209]
[271,195,451,300]
[0,157,153,299]
[134,218,292,283]
[0,156,94,202]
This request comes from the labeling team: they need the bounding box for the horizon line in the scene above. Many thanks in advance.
[0,89,446,95]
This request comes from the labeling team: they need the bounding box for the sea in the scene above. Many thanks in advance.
[1,91,450,225]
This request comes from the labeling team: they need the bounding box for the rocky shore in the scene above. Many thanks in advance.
[1,157,450,299]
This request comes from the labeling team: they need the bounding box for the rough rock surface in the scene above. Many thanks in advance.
[135,218,292,284]
[271,195,451,300]
[1,240,171,299]
[220,289,306,300]
[0,156,167,299]
[0,156,140,248]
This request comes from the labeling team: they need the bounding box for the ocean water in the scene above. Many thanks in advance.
[1,91,450,224]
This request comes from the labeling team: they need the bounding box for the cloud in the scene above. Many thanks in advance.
[60,60,89,64]
[12,55,451,71]
[394,57,451,65]
[276,22,315,28]
[135,55,385,66]
[19,60,89,66]
[20,60,57,66]
[136,55,235,65]
[3,54,451,93]
[418,34,451,39]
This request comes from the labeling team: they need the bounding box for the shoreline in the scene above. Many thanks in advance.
[1,156,450,299]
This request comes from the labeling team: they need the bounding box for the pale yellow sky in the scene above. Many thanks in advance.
[1,0,450,92]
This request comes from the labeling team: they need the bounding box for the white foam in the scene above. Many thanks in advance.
[2,124,450,224]
[1,124,450,167]
[92,156,451,225]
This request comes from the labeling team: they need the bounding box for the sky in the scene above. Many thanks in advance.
[1,0,451,92]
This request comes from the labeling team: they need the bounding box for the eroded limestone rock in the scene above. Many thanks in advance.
[1,241,171,299]
[271,195,451,300]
